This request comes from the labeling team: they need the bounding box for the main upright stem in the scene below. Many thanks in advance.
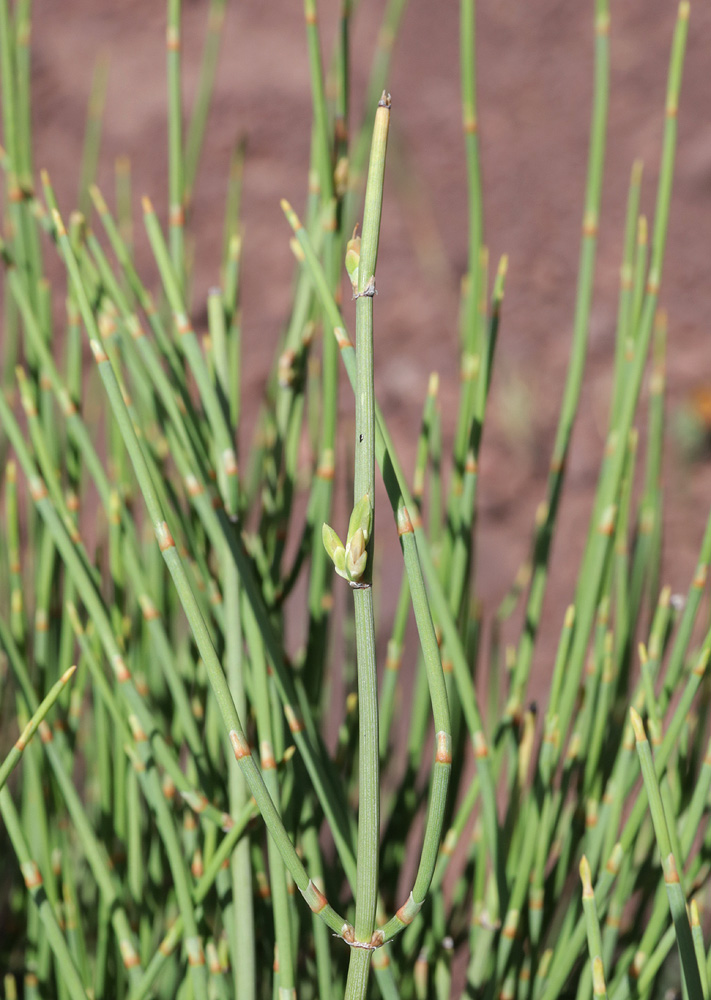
[345,92,391,1000]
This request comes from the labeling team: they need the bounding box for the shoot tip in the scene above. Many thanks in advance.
[629,707,646,743]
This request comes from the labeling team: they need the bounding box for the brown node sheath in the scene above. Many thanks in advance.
[302,879,327,914]
[169,203,185,227]
[334,326,353,351]
[632,952,646,979]
[112,654,131,683]
[159,934,176,958]
[474,731,489,759]
[206,942,221,975]
[316,448,335,480]
[385,640,402,672]
[120,940,141,969]
[184,474,204,498]
[191,850,204,879]
[181,790,208,814]
[370,930,385,949]
[175,316,195,341]
[284,704,304,733]
[501,910,519,940]
[185,936,205,967]
[222,448,239,477]
[582,211,598,237]
[257,871,271,899]
[440,828,457,857]
[29,477,48,502]
[529,888,544,912]
[128,714,148,744]
[598,506,616,536]
[89,339,109,364]
[166,26,180,50]
[435,731,453,765]
[21,861,42,890]
[229,729,251,760]
[596,10,611,34]
[397,506,414,537]
[139,595,160,621]
[605,843,623,876]
[396,892,422,926]
[260,740,276,770]
[135,674,150,697]
[156,521,175,552]
[693,650,709,678]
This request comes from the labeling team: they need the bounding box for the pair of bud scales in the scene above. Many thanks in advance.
[322,493,372,586]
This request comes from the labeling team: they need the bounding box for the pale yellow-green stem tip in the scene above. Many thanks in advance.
[51,208,66,237]
[579,855,593,897]
[629,707,646,743]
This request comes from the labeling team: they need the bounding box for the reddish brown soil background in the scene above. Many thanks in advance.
[12,0,711,990]
[29,0,711,686]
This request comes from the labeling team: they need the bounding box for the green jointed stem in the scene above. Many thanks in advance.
[344,92,390,1000]
[0,665,75,791]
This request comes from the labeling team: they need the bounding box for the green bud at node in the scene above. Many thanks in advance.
[345,527,367,582]
[322,523,348,580]
[347,493,372,548]
[345,226,361,295]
